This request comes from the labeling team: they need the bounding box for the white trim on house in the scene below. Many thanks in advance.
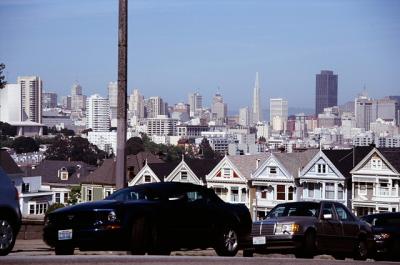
[128,163,162,186]
[164,160,202,185]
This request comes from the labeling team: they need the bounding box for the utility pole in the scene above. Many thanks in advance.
[116,0,128,190]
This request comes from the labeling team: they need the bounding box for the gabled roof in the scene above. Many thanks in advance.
[324,146,373,179]
[0,149,23,175]
[183,158,222,183]
[148,162,180,181]
[227,153,270,180]
[81,151,165,185]
[30,160,96,185]
[378,148,400,173]
[273,149,319,178]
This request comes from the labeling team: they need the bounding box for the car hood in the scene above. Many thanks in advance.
[51,200,121,214]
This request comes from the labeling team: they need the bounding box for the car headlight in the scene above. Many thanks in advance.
[107,211,118,222]
[275,223,300,235]
[374,233,390,241]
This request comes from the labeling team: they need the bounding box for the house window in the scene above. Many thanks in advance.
[60,171,68,181]
[338,184,344,200]
[371,158,382,170]
[181,171,188,181]
[55,193,61,203]
[64,192,69,203]
[22,183,30,193]
[359,182,367,195]
[277,185,285,200]
[270,167,277,174]
[231,187,239,202]
[144,175,151,183]
[325,183,335,199]
[261,189,267,199]
[105,189,112,197]
[288,186,294,200]
[307,183,314,198]
[223,168,231,178]
[29,203,48,215]
[317,164,327,173]
[29,204,35,214]
[379,180,389,196]
[86,188,93,201]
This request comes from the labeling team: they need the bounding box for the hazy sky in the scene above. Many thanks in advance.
[1,0,400,111]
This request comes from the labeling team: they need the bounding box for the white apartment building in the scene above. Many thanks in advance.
[86,94,110,132]
[188,92,202,117]
[87,130,138,153]
[146,115,177,136]
[270,98,288,131]
[239,107,250,127]
[0,83,22,122]
[145,96,165,118]
[108,81,118,126]
[18,76,42,123]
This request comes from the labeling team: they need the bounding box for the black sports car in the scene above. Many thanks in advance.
[43,182,252,256]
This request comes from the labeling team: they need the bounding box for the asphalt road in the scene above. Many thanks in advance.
[0,256,394,265]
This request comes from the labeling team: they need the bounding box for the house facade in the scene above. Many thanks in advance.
[351,148,400,216]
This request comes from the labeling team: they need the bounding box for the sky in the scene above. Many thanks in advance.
[1,0,400,112]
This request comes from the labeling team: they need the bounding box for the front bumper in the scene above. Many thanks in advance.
[248,234,304,253]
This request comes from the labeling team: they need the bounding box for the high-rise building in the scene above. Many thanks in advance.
[42,92,58,109]
[252,72,262,123]
[372,97,398,123]
[86,94,110,132]
[128,89,145,119]
[0,83,22,123]
[315,70,338,116]
[145,96,165,118]
[18,76,42,123]
[61,96,72,110]
[71,82,86,111]
[239,107,250,127]
[211,93,227,124]
[146,115,178,136]
[355,92,373,131]
[107,81,118,126]
[270,98,288,131]
[188,92,203,117]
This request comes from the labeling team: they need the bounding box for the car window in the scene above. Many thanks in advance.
[335,204,353,221]
[107,189,155,201]
[187,191,204,202]
[267,203,319,218]
[321,203,336,219]
[268,206,285,218]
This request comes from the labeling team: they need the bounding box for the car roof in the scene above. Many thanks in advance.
[362,212,400,219]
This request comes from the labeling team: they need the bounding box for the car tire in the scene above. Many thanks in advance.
[295,230,316,259]
[54,244,74,255]
[214,226,239,257]
[354,238,368,261]
[147,226,170,256]
[129,217,147,255]
[0,217,16,256]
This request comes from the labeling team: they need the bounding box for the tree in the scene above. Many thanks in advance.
[11,136,40,154]
[68,186,81,205]
[0,63,6,89]
[126,137,144,155]
[199,137,215,159]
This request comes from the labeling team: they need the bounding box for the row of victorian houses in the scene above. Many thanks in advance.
[1,146,400,219]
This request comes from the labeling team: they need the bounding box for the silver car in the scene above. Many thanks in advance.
[0,167,21,256]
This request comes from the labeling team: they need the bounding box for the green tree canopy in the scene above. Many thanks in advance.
[199,137,215,159]
[0,122,17,137]
[126,136,145,155]
[11,136,40,154]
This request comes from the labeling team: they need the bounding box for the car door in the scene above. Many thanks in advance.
[317,202,343,251]
[334,203,360,252]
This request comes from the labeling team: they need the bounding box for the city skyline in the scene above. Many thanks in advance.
[1,0,400,110]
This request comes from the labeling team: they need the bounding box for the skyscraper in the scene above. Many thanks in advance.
[188,92,202,117]
[315,70,338,116]
[270,98,288,131]
[71,82,86,111]
[239,107,250,127]
[108,81,118,126]
[252,72,262,123]
[18,76,42,123]
[86,94,110,132]
[211,93,227,124]
[128,89,145,119]
[355,92,373,131]
[145,96,165,118]
[42,92,58,109]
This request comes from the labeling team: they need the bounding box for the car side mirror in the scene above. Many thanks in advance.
[323,213,332,220]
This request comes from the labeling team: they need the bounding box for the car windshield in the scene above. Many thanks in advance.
[267,203,319,218]
[106,188,158,201]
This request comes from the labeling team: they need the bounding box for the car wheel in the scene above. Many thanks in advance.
[295,231,316,259]
[55,244,74,255]
[0,217,16,256]
[354,239,368,260]
[129,217,147,255]
[147,226,170,256]
[214,226,239,257]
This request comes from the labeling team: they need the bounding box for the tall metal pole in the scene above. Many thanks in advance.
[116,0,128,190]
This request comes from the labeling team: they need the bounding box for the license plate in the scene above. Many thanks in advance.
[253,236,266,245]
[58,229,73,240]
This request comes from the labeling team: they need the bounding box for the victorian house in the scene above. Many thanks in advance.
[251,150,317,219]
[351,147,400,216]
[206,154,270,211]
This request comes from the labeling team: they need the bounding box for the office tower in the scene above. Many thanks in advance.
[17,76,42,123]
[128,89,145,119]
[42,92,58,109]
[388,96,400,125]
[211,93,227,124]
[0,83,22,123]
[188,92,203,117]
[252,72,262,123]
[71,82,86,111]
[270,98,288,131]
[145,96,165,118]
[355,92,373,131]
[107,81,118,126]
[372,97,398,123]
[86,94,110,132]
[315,70,338,116]
[239,107,250,127]
[61,96,72,110]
